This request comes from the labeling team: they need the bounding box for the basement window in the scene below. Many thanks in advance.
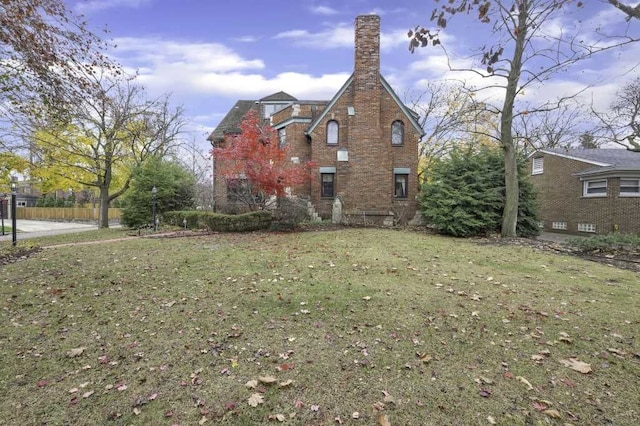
[577,223,596,233]
[552,221,567,230]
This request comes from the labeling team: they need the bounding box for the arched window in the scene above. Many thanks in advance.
[391,120,404,145]
[327,120,338,145]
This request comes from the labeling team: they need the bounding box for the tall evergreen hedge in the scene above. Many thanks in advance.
[420,147,539,237]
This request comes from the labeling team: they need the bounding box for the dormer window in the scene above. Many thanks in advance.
[263,103,287,118]
[327,120,338,145]
[391,120,404,145]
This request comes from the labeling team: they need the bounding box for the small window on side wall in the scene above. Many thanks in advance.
[327,120,338,145]
[532,157,543,175]
[321,173,335,197]
[394,174,408,198]
[391,120,404,146]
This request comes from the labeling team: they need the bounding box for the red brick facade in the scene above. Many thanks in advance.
[528,151,640,235]
[210,15,423,224]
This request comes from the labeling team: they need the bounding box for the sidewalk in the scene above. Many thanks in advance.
[0,220,120,242]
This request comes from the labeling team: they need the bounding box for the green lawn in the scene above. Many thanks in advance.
[0,229,638,425]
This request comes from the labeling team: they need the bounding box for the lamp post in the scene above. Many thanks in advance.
[152,186,158,232]
[10,176,17,247]
[1,197,5,236]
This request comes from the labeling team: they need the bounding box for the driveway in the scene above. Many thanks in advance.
[0,220,120,242]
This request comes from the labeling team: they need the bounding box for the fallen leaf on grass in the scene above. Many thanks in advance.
[607,348,627,356]
[259,376,277,384]
[543,409,562,419]
[417,352,432,363]
[198,416,208,425]
[248,393,264,407]
[352,411,360,419]
[66,347,86,358]
[516,376,534,390]
[486,416,496,425]
[378,414,391,426]
[36,380,48,388]
[294,400,304,409]
[310,404,319,412]
[532,401,548,411]
[559,358,592,374]
[279,380,293,388]
[245,379,258,389]
[268,413,285,422]
[133,407,141,416]
[82,390,94,398]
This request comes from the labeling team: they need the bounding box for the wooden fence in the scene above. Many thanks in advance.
[16,207,121,222]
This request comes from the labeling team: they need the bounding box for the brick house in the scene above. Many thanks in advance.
[527,148,640,235]
[208,15,424,224]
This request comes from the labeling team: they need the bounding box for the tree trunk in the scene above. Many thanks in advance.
[98,186,110,228]
[500,1,528,238]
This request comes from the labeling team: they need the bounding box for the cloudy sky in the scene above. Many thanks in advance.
[69,0,640,149]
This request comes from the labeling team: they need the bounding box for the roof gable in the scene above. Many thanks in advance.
[260,91,297,102]
[305,73,425,137]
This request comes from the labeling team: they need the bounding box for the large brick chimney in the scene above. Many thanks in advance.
[348,15,389,211]
[353,15,381,118]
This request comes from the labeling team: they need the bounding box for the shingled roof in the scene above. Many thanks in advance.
[207,100,257,142]
[537,148,640,176]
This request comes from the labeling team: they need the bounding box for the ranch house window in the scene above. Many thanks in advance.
[391,120,404,145]
[327,120,338,145]
[583,179,607,197]
[620,178,640,196]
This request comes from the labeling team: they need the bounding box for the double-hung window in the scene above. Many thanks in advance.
[583,179,607,197]
[393,168,410,198]
[320,167,336,198]
[620,178,640,196]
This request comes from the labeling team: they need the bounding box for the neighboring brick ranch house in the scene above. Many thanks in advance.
[527,148,640,235]
[208,15,424,224]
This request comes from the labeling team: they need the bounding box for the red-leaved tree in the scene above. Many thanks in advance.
[212,110,315,210]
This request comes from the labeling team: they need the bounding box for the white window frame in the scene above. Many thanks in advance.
[577,223,596,233]
[532,157,544,175]
[326,120,338,145]
[391,120,404,146]
[278,128,286,148]
[552,221,567,230]
[583,179,607,197]
[619,178,640,196]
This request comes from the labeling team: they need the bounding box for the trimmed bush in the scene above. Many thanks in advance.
[164,210,272,232]
[567,233,640,252]
[270,198,310,231]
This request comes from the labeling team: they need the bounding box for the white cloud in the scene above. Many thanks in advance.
[74,0,150,14]
[273,24,410,51]
[274,24,353,49]
[232,35,261,43]
[112,37,265,73]
[310,5,339,16]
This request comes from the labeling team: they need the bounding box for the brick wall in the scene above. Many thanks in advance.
[528,154,640,235]
[308,15,420,223]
